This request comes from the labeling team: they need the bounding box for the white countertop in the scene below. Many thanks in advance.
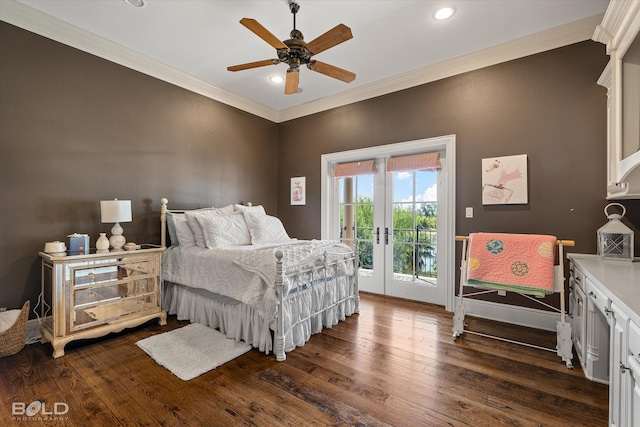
[567,254,640,325]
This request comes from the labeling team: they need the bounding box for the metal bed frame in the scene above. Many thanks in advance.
[159,198,359,361]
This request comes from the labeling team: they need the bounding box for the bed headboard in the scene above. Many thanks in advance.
[160,198,169,248]
[159,198,253,248]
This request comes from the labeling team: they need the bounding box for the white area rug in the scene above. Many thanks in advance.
[136,323,252,380]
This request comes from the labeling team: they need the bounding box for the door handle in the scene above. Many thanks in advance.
[375,227,380,244]
[384,227,389,245]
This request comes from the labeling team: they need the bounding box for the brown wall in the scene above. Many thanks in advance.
[0,22,278,311]
[2,22,639,316]
[276,41,640,307]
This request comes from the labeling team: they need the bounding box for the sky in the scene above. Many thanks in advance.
[395,170,437,203]
[345,170,437,203]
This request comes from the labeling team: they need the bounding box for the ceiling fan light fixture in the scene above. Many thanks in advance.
[434,6,456,21]
[123,0,145,7]
[228,1,355,94]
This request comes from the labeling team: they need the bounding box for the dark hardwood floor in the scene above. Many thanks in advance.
[0,293,608,426]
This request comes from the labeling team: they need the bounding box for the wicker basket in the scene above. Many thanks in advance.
[0,301,29,357]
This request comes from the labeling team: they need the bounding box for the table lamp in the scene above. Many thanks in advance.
[100,199,132,251]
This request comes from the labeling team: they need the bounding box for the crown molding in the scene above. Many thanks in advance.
[1,0,603,124]
[276,13,604,122]
[593,0,640,54]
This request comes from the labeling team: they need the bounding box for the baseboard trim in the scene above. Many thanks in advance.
[462,298,561,332]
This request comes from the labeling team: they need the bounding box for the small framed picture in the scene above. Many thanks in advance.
[291,177,306,205]
[481,154,528,205]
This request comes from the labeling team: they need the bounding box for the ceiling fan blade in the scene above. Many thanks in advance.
[305,24,353,56]
[240,18,288,50]
[285,69,299,95]
[227,59,279,72]
[308,61,356,83]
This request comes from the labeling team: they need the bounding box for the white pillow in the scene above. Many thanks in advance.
[184,209,211,248]
[198,211,251,248]
[243,210,291,244]
[234,204,266,216]
[174,216,196,249]
[166,212,180,247]
[213,204,234,215]
[184,206,236,247]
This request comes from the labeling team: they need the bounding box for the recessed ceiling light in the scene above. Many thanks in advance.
[434,6,455,21]
[123,0,145,8]
[270,75,284,84]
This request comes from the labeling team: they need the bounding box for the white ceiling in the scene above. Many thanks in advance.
[1,0,608,122]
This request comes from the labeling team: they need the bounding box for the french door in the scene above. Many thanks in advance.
[321,136,456,308]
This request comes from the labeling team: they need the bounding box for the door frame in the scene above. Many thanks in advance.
[320,135,456,311]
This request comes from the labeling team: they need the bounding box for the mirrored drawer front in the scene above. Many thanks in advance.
[74,278,156,307]
[72,260,155,287]
[73,294,158,330]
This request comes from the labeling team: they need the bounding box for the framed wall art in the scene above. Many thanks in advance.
[481,154,528,205]
[291,176,306,205]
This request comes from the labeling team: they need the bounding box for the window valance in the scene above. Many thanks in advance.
[387,152,441,172]
[333,160,377,177]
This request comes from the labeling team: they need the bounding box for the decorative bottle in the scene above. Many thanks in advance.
[96,233,110,251]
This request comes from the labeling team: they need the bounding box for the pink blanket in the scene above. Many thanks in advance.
[465,233,556,297]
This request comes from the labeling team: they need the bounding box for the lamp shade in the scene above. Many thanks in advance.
[100,199,132,223]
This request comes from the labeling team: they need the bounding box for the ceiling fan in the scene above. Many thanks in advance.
[227,1,356,95]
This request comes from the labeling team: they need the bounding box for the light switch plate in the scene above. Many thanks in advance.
[465,207,473,218]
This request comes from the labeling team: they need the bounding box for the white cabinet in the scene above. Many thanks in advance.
[574,283,587,364]
[593,0,640,199]
[569,260,609,384]
[627,320,640,427]
[586,278,611,384]
[628,359,640,427]
[611,303,630,427]
[609,302,640,427]
[570,264,587,365]
[567,254,640,427]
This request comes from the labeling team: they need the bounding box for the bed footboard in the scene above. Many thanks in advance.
[274,250,286,361]
[272,240,359,362]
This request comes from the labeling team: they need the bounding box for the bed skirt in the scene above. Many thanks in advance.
[162,276,358,356]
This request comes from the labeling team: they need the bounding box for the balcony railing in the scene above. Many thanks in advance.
[341,227,437,280]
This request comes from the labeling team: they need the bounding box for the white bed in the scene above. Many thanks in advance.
[159,198,359,361]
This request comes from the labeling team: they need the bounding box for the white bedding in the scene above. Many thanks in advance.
[162,240,354,321]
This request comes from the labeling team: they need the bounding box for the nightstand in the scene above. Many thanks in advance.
[39,245,167,358]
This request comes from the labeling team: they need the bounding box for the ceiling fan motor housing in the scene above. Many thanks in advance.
[278,30,312,70]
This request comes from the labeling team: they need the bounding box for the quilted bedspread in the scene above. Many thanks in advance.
[465,233,556,297]
[163,240,353,320]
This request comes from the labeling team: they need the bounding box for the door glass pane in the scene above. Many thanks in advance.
[391,169,438,284]
[337,175,374,274]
